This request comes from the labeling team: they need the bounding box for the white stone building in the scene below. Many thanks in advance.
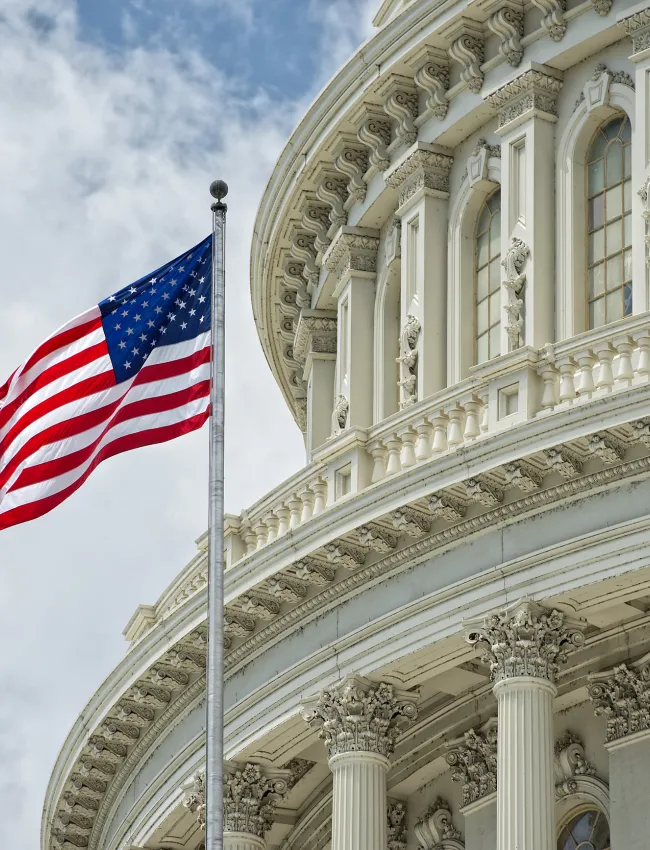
[43,2,650,850]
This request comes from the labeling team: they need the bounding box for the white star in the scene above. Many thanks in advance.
[162,292,170,300]
[175,298,182,306]
[118,341,127,349]
[181,322,187,330]
[125,361,132,369]
[189,288,196,296]
[149,277,157,283]
[129,287,137,294]
[187,253,193,259]
[134,313,142,322]
[150,339,156,347]
[168,313,176,321]
[108,295,116,302]
[189,309,196,317]
[121,309,129,317]
[114,323,121,330]
[139,333,147,342]
[154,306,163,314]
[126,328,134,336]
[142,300,149,308]
[200,315,205,322]
[178,300,186,309]
[132,347,139,355]
[169,278,177,286]
[147,320,155,328]
[199,276,205,284]
[198,295,206,304]
[161,326,167,334]
[178,266,185,272]
[149,287,157,295]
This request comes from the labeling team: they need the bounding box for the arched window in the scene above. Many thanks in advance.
[587,115,632,329]
[475,189,501,364]
[558,807,610,850]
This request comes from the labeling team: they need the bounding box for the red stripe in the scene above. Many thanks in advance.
[134,345,211,386]
[0,409,209,531]
[21,316,103,376]
[0,370,116,463]
[10,380,210,488]
[0,340,109,432]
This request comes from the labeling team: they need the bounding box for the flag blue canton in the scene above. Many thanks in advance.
[99,235,212,383]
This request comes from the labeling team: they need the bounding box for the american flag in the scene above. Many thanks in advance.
[0,235,212,530]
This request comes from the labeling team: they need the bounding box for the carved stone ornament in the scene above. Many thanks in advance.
[502,237,529,350]
[485,68,563,130]
[223,762,289,837]
[589,0,612,15]
[331,393,349,436]
[466,600,586,683]
[488,7,524,67]
[554,732,596,798]
[334,141,369,207]
[182,771,206,829]
[575,64,634,112]
[445,718,498,806]
[619,8,650,56]
[466,138,500,187]
[531,0,567,41]
[382,78,419,148]
[386,147,454,208]
[357,107,392,174]
[322,227,380,283]
[588,655,650,742]
[316,172,348,234]
[448,30,485,93]
[388,801,408,850]
[413,49,450,120]
[357,523,398,553]
[293,311,337,363]
[414,797,463,849]
[397,314,421,409]
[301,675,419,760]
[638,176,650,267]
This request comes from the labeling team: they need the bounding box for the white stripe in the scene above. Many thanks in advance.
[0,360,210,477]
[0,396,209,514]
[145,330,211,364]
[1,307,102,409]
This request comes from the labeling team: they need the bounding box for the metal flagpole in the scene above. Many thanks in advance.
[206,178,228,850]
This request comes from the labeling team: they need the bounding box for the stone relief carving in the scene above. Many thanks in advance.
[574,64,634,113]
[448,33,485,93]
[388,801,408,850]
[357,110,392,174]
[331,393,349,436]
[334,142,369,206]
[414,797,463,849]
[445,718,498,806]
[358,523,398,552]
[397,314,421,409]
[554,732,596,798]
[619,8,650,56]
[466,138,500,187]
[589,0,612,14]
[223,762,289,837]
[413,52,450,120]
[588,656,650,741]
[486,69,563,129]
[301,676,418,760]
[488,7,524,67]
[182,771,206,829]
[317,173,348,234]
[531,0,567,41]
[466,600,586,683]
[386,148,454,208]
[638,176,650,267]
[384,84,419,148]
[501,237,530,350]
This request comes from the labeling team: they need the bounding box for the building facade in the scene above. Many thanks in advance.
[43,2,650,850]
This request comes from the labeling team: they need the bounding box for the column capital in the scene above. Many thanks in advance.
[554,731,596,798]
[484,63,563,134]
[301,675,418,760]
[618,7,650,60]
[445,718,498,806]
[292,310,337,364]
[588,653,650,743]
[466,599,586,684]
[322,226,379,292]
[385,142,454,210]
[414,797,463,849]
[182,762,290,839]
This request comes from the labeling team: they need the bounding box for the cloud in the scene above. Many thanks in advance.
[308,0,376,85]
[0,0,371,847]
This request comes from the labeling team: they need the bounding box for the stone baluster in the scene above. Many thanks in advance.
[614,336,635,386]
[300,488,314,524]
[635,330,650,379]
[369,441,388,483]
[447,406,466,448]
[463,397,482,440]
[557,357,577,403]
[594,342,615,392]
[431,413,449,453]
[275,506,290,537]
[399,429,417,469]
[301,676,418,850]
[414,419,433,462]
[182,762,290,850]
[575,351,596,397]
[538,361,559,410]
[288,497,303,530]
[254,522,268,551]
[312,479,328,515]
[264,514,279,545]
[467,601,585,850]
[386,436,403,476]
[243,526,258,556]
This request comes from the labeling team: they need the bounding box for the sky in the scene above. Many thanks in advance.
[0,0,375,846]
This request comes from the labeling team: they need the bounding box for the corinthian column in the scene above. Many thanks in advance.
[182,762,289,850]
[467,601,585,850]
[302,676,418,850]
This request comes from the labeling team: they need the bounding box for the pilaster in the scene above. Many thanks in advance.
[293,310,337,454]
[323,227,379,431]
[302,676,418,850]
[485,64,563,354]
[467,600,585,850]
[386,143,454,402]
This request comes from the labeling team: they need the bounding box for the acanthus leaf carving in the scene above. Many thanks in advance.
[428,493,466,521]
[357,523,398,552]
[331,393,349,436]
[588,655,650,741]
[531,0,567,41]
[383,84,419,148]
[316,173,348,234]
[392,506,431,537]
[414,797,462,849]
[388,801,408,850]
[397,314,421,409]
[413,54,450,120]
[266,575,307,603]
[325,540,366,569]
[334,142,369,206]
[504,461,543,492]
[554,732,596,798]
[501,237,529,350]
[488,7,524,67]
[448,33,485,93]
[445,718,498,806]
[301,202,332,257]
[357,109,392,174]
[293,557,336,586]
[618,9,650,56]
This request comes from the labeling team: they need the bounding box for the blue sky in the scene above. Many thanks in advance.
[0,0,375,847]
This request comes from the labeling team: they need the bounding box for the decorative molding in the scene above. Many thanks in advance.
[464,477,502,506]
[358,523,398,552]
[574,64,634,112]
[331,394,349,436]
[333,140,369,207]
[414,797,463,850]
[381,76,420,148]
[545,447,582,479]
[293,557,336,586]
[588,653,650,742]
[387,801,407,850]
[445,718,498,806]
[466,599,586,683]
[293,311,337,363]
[619,8,650,56]
[502,237,530,350]
[466,138,501,187]
[182,771,206,829]
[325,540,366,568]
[638,177,650,267]
[386,146,454,208]
[266,575,307,603]
[485,67,563,130]
[488,7,524,67]
[301,201,332,258]
[322,227,380,283]
[316,172,348,235]
[428,493,466,521]
[290,229,320,295]
[302,676,418,760]
[392,506,431,536]
[503,460,543,492]
[587,433,625,464]
[589,0,612,15]
[356,106,392,174]
[443,19,485,94]
[412,47,450,120]
[397,314,421,408]
[554,732,596,798]
[530,0,567,41]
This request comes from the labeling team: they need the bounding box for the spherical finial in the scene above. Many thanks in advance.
[210,180,229,202]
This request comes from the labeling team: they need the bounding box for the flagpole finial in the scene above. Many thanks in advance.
[210,180,228,212]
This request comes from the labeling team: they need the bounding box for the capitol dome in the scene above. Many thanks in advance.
[43,1,650,850]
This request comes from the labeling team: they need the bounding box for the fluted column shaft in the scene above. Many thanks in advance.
[330,751,389,850]
[495,676,556,850]
[224,834,265,850]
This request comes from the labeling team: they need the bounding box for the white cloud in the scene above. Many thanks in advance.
[0,1,369,847]
[308,0,376,85]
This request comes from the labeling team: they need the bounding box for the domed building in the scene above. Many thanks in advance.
[44,1,650,849]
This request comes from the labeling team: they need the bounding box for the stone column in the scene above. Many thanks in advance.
[301,676,418,850]
[386,143,454,404]
[467,601,585,850]
[323,229,380,432]
[182,762,289,850]
[293,310,337,455]
[485,64,563,353]
[589,653,650,849]
[445,718,498,850]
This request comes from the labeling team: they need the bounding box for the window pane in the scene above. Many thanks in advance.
[624,281,633,316]
[489,290,501,322]
[624,247,632,281]
[490,213,500,253]
[588,159,604,196]
[624,143,631,178]
[624,213,632,247]
[477,232,489,267]
[589,228,604,263]
[488,191,500,213]
[607,254,622,289]
[477,266,489,301]
[621,117,631,143]
[606,140,623,185]
[589,194,605,230]
[477,205,490,233]
[605,185,622,221]
[591,812,611,849]
[590,262,605,297]
[477,332,488,364]
[590,296,605,329]
[477,296,488,332]
[606,219,623,256]
[490,322,501,356]
[624,179,632,211]
[489,258,501,292]
[607,288,623,322]
[603,117,622,140]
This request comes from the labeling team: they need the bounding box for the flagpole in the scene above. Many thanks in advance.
[207,178,228,850]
